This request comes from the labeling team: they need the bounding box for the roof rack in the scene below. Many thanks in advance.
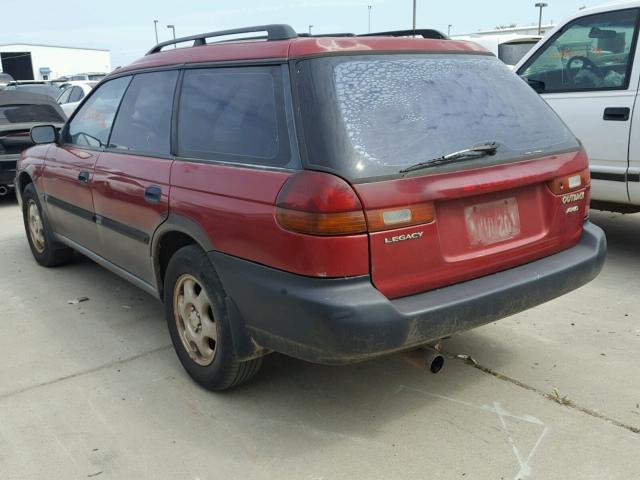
[146,24,297,55]
[145,25,448,56]
[359,29,448,39]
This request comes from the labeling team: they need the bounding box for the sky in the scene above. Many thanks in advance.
[0,0,611,68]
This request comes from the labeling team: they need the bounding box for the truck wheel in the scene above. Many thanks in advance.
[164,245,262,391]
[21,183,74,267]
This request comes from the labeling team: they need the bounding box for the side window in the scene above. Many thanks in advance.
[68,86,83,103]
[67,76,130,148]
[177,66,289,166]
[520,9,639,92]
[57,87,72,104]
[108,71,178,156]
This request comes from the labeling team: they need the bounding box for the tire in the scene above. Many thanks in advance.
[21,183,74,267]
[164,245,262,391]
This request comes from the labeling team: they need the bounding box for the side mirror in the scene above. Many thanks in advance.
[30,125,57,144]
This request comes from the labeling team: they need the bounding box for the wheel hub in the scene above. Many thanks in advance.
[27,200,46,254]
[173,274,218,366]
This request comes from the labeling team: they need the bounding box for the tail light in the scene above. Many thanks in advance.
[547,167,590,195]
[275,171,367,235]
[276,171,436,236]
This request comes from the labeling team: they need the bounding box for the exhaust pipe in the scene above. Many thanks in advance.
[0,185,8,197]
[402,344,445,374]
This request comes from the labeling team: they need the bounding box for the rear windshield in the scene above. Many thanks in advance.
[295,53,579,181]
[0,104,65,124]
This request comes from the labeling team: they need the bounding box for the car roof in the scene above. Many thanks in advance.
[570,0,640,17]
[116,34,490,76]
[59,80,96,87]
[0,90,62,107]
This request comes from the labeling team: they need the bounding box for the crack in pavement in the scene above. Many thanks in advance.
[3,341,638,437]
[450,352,640,435]
[0,345,172,401]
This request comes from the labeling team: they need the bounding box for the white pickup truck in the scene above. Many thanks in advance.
[516,0,640,212]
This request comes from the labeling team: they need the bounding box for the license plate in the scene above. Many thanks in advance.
[465,197,520,246]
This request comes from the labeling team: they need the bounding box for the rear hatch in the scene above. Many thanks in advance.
[294,52,588,299]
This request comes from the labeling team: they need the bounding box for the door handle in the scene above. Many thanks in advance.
[603,107,630,121]
[144,186,162,204]
[77,171,90,183]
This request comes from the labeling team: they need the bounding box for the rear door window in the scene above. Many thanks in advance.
[296,53,580,181]
[66,76,131,148]
[108,70,178,156]
[176,66,290,167]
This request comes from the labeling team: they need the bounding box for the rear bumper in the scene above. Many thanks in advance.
[211,222,606,364]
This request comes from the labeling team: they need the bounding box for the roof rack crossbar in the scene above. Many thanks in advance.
[358,29,448,40]
[146,24,297,55]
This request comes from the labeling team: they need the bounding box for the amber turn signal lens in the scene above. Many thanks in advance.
[366,202,435,232]
[276,207,367,236]
[547,168,590,195]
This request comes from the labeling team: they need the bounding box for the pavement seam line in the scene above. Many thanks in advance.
[450,353,640,435]
[0,344,172,401]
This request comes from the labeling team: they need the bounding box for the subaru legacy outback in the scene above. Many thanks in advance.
[16,25,606,390]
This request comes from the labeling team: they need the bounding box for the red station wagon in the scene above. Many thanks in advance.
[17,25,606,390]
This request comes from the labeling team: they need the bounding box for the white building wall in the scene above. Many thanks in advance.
[0,44,111,80]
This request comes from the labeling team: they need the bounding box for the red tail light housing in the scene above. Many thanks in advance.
[276,171,367,236]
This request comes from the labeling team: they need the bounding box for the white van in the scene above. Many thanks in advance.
[516,1,640,212]
[454,34,542,66]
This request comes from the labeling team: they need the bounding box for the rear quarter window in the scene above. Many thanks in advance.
[176,65,291,167]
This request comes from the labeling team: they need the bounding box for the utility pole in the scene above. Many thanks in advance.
[167,24,176,47]
[368,5,372,33]
[412,0,417,33]
[308,24,313,35]
[448,24,452,36]
[535,2,548,35]
[153,20,159,44]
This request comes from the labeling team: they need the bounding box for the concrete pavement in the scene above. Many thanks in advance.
[0,195,638,479]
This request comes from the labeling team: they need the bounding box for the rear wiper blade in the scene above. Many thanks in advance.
[399,142,499,175]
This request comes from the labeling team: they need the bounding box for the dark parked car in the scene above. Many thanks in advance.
[16,25,606,390]
[4,81,61,99]
[0,91,65,195]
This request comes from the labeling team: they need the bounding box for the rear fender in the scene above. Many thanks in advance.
[150,214,259,360]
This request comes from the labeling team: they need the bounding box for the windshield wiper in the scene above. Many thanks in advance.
[399,142,499,175]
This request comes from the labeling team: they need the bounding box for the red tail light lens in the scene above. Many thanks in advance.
[276,171,367,236]
[547,167,590,195]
